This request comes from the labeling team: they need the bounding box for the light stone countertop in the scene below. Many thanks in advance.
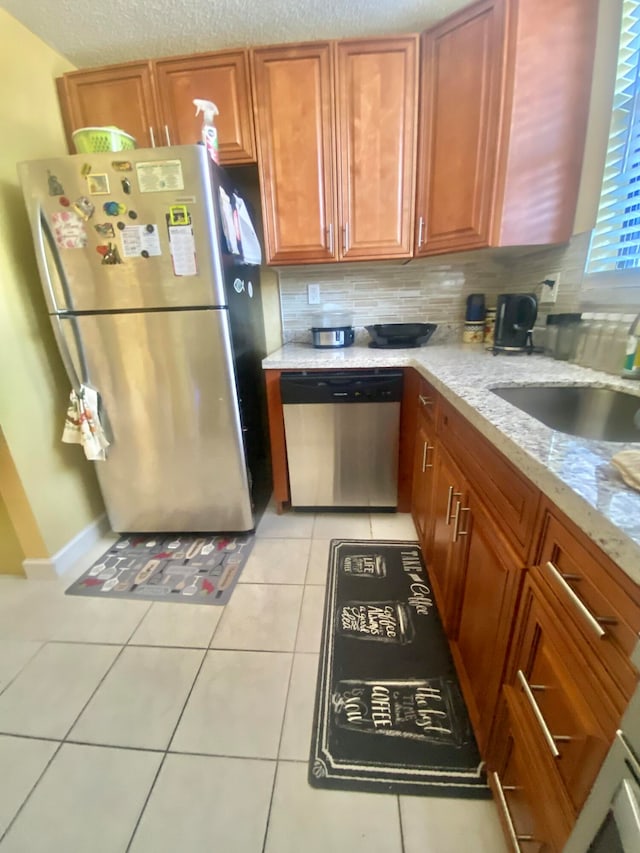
[263,341,640,586]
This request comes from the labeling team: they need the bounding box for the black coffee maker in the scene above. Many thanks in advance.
[493,294,538,353]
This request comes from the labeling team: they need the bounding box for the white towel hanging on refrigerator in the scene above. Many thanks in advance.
[62,384,110,461]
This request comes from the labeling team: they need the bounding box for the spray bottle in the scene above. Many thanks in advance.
[193,99,220,164]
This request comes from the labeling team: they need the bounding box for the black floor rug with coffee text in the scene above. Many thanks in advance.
[309,539,490,798]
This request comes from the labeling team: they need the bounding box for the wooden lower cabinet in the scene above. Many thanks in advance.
[428,446,468,636]
[536,505,640,709]
[400,367,640,853]
[411,414,436,552]
[501,573,616,815]
[491,692,574,853]
[410,384,438,558]
[450,491,523,753]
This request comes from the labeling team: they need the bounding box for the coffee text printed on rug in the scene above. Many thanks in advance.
[310,539,490,797]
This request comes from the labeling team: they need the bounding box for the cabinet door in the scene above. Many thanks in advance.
[491,698,569,853]
[336,37,418,260]
[451,493,522,751]
[251,44,337,264]
[429,447,468,635]
[411,415,436,555]
[154,51,256,163]
[536,508,640,707]
[415,0,503,255]
[507,575,616,816]
[57,63,160,150]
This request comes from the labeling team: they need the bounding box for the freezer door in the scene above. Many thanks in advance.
[59,308,253,532]
[18,145,227,311]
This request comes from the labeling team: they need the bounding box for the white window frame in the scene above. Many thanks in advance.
[583,0,640,307]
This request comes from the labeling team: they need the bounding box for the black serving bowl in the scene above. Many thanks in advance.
[365,323,438,349]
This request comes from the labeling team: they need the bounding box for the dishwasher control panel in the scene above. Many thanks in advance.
[280,370,404,404]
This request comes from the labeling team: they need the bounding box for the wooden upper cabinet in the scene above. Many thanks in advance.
[496,0,598,246]
[251,43,337,264]
[336,37,418,260]
[415,0,502,256]
[153,50,256,163]
[57,49,256,165]
[252,36,418,265]
[57,62,159,150]
[415,0,598,256]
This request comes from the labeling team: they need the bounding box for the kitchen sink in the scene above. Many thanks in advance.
[490,385,640,443]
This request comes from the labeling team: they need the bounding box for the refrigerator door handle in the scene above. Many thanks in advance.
[54,315,85,395]
[31,203,74,314]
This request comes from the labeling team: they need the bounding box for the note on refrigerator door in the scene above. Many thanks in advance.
[168,225,197,276]
[120,225,162,258]
[51,211,87,249]
[135,160,185,193]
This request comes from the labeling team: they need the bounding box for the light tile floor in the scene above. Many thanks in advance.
[0,505,507,852]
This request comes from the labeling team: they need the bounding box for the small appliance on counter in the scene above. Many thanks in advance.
[493,293,538,354]
[465,293,486,321]
[310,308,354,349]
[365,323,438,349]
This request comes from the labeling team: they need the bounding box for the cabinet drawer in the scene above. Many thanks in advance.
[491,693,574,853]
[416,375,438,426]
[438,399,539,557]
[536,506,640,705]
[507,573,617,815]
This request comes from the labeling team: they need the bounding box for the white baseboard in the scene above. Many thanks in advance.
[23,514,111,580]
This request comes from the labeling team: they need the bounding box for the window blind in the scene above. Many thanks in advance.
[584,0,640,297]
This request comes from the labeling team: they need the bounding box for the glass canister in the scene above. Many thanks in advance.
[544,315,560,357]
[554,313,582,360]
[462,321,485,343]
[484,308,497,347]
[581,313,606,367]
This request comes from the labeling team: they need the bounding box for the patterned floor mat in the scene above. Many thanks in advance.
[65,533,254,605]
[310,539,490,797]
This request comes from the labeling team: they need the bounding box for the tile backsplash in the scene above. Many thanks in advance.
[278,250,513,343]
[276,231,634,344]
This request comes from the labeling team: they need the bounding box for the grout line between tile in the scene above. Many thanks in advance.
[125,752,168,853]
[397,795,406,853]
[0,642,44,699]
[54,737,166,754]
[0,739,64,845]
[164,647,210,754]
[260,573,306,853]
[123,601,154,645]
[126,644,211,850]
[61,642,128,743]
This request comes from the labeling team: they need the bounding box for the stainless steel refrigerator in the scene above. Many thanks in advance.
[18,144,268,533]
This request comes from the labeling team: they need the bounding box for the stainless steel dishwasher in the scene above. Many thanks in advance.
[280,370,403,509]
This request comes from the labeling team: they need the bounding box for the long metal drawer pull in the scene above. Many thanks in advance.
[327,223,334,254]
[425,443,434,470]
[517,670,560,758]
[149,126,156,148]
[492,772,535,851]
[446,486,461,525]
[417,216,425,248]
[544,561,606,639]
[452,501,470,543]
[343,222,350,253]
[164,124,171,145]
[418,394,433,407]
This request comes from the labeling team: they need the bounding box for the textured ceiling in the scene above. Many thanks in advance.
[0,0,470,67]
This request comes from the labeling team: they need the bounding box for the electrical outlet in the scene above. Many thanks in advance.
[540,273,560,304]
[308,283,320,305]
